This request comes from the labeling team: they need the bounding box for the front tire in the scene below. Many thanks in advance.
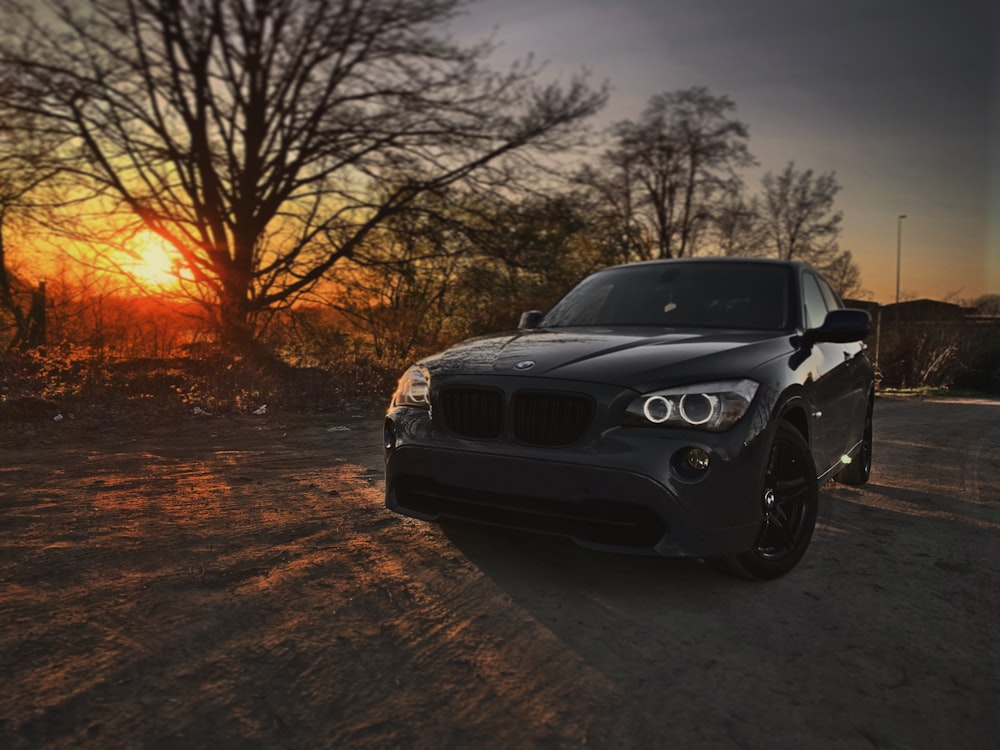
[716,421,818,580]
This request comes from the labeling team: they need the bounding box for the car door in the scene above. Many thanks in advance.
[815,274,870,450]
[800,271,856,475]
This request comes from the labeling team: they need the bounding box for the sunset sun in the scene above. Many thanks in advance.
[123,230,182,289]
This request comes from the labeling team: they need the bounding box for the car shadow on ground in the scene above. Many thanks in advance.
[441,520,720,589]
[438,520,791,656]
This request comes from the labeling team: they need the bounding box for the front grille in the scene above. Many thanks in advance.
[511,391,594,447]
[438,387,503,440]
[438,386,594,446]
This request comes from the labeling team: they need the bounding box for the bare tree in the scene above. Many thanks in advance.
[711,183,764,257]
[326,190,470,363]
[760,162,843,263]
[580,87,755,260]
[758,162,862,296]
[450,193,611,335]
[329,190,613,359]
[0,90,64,349]
[821,248,864,299]
[573,163,647,264]
[0,0,605,353]
[0,157,40,348]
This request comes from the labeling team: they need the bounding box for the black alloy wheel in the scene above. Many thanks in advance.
[716,421,818,580]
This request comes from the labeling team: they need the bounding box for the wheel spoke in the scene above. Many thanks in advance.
[773,515,794,548]
[757,506,795,552]
[774,476,808,500]
[755,433,815,559]
[766,441,783,480]
[755,516,774,548]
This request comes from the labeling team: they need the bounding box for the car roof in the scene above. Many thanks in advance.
[598,257,814,274]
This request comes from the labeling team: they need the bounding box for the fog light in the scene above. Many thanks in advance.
[684,447,711,471]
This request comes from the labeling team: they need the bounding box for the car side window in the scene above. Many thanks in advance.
[816,276,843,311]
[801,273,829,330]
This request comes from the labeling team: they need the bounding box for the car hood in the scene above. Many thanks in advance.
[421,327,794,392]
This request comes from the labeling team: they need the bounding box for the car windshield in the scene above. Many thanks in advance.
[542,262,792,331]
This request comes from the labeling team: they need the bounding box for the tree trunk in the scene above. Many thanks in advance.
[26,281,45,348]
[217,299,260,358]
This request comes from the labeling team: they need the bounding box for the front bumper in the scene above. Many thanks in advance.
[384,394,774,558]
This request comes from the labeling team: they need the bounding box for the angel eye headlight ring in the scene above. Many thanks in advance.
[642,395,673,423]
[678,393,719,426]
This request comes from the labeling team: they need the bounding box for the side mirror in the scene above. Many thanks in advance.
[805,309,871,344]
[518,310,544,330]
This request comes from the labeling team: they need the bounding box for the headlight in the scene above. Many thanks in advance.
[625,379,758,432]
[391,366,431,408]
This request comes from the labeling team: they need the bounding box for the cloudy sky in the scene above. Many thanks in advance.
[451,0,998,303]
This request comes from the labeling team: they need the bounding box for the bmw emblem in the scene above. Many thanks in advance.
[514,360,535,371]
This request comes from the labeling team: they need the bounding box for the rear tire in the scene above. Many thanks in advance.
[837,401,873,486]
[715,421,818,580]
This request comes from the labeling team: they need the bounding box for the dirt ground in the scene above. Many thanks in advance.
[1,396,998,749]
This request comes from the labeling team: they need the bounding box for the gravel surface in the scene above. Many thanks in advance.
[1,396,998,749]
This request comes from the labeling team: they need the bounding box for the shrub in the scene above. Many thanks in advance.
[0,346,386,423]
[875,322,1000,393]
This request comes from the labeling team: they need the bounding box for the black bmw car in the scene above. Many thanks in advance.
[383,258,874,579]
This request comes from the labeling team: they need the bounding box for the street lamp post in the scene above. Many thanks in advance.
[895,214,907,325]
